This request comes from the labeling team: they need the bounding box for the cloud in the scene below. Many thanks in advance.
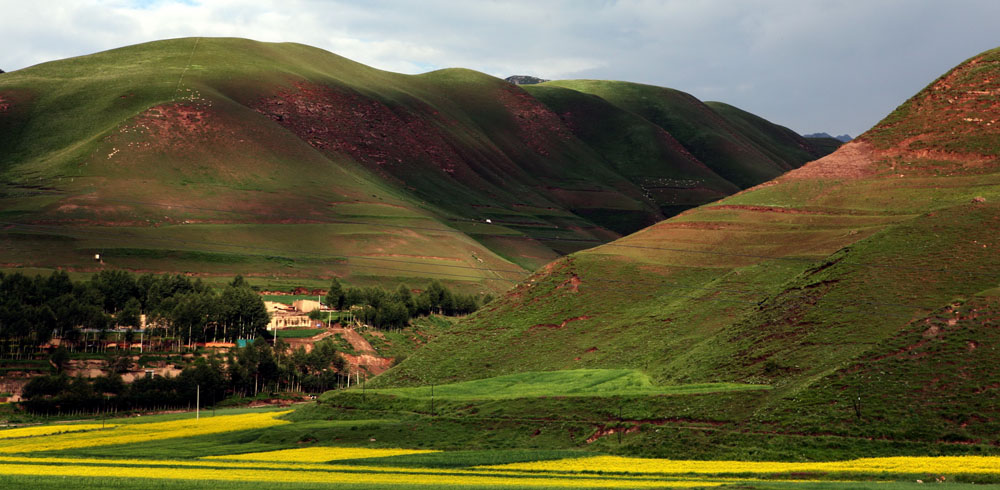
[2,0,1000,136]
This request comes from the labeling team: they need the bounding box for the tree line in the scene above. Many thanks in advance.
[21,338,348,415]
[0,270,268,355]
[325,278,490,330]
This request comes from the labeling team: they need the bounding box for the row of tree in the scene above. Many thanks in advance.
[325,279,489,330]
[0,271,269,354]
[1,270,490,355]
[21,338,349,415]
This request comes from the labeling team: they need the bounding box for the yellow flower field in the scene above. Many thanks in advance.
[480,455,1000,476]
[0,424,116,440]
[205,446,440,463]
[2,409,998,488]
[0,411,290,453]
[0,460,723,488]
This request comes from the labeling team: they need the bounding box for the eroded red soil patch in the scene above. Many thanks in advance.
[495,86,572,156]
[777,141,878,181]
[112,100,220,156]
[254,82,464,173]
[556,274,582,292]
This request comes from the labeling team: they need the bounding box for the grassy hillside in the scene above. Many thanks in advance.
[376,47,1000,454]
[542,80,816,188]
[0,37,819,289]
[705,101,832,163]
[524,85,739,219]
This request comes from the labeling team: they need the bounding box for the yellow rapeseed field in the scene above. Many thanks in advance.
[0,424,116,439]
[0,411,290,453]
[480,455,1000,476]
[0,460,723,488]
[204,446,439,463]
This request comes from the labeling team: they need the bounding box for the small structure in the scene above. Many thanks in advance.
[292,299,322,313]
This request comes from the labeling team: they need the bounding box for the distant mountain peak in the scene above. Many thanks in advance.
[505,75,549,85]
[803,132,852,142]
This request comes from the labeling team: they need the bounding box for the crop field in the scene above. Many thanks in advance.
[1,406,999,489]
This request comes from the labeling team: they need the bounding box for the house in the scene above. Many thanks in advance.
[292,299,322,313]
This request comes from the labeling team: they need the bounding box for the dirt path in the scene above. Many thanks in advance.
[329,327,376,354]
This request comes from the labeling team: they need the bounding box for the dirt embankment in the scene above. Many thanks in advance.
[284,325,394,376]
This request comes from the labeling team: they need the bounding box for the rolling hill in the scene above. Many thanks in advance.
[376,47,1000,454]
[0,37,828,291]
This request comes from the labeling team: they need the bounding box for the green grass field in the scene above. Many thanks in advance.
[368,369,767,400]
[273,328,326,339]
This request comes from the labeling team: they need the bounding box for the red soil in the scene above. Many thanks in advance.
[114,101,218,156]
[495,86,572,156]
[775,140,878,182]
[253,82,465,174]
[556,274,582,292]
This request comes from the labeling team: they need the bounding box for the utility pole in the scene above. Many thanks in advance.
[196,384,200,420]
[617,404,623,445]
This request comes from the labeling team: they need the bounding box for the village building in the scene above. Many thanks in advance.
[265,300,324,331]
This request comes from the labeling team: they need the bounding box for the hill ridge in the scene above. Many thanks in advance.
[0,37,828,288]
[376,46,1000,455]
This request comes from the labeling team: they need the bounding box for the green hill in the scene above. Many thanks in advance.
[0,37,822,290]
[376,47,1000,456]
[541,80,824,188]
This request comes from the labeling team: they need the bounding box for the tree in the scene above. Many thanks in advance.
[22,374,69,400]
[219,285,269,341]
[170,292,216,345]
[117,298,141,328]
[376,300,409,329]
[50,346,69,374]
[91,269,138,314]
[394,284,415,315]
[93,374,126,395]
[325,278,345,310]
[106,350,133,374]
[229,274,249,289]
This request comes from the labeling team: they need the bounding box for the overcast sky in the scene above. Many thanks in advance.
[3,0,1000,137]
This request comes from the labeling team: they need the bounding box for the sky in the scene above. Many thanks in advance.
[3,0,1000,137]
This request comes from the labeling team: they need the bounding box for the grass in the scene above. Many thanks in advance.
[4,404,1000,489]
[541,80,800,188]
[368,369,767,400]
[273,328,325,339]
[376,46,1000,461]
[0,36,824,287]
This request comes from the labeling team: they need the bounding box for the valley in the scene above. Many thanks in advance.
[1,37,999,489]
